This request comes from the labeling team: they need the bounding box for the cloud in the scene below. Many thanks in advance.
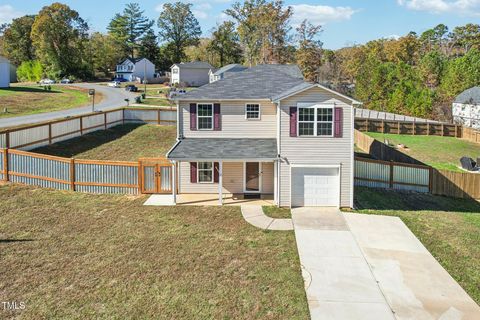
[0,5,23,24]
[290,4,357,26]
[155,1,215,19]
[397,0,480,15]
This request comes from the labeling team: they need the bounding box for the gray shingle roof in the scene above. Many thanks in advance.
[213,64,248,76]
[455,87,480,104]
[173,62,213,69]
[167,138,278,160]
[176,64,306,100]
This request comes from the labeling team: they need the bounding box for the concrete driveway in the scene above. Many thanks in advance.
[0,83,138,128]
[292,207,480,320]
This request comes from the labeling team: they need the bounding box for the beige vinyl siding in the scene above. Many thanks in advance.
[178,161,275,194]
[262,162,274,194]
[180,100,276,138]
[278,86,353,207]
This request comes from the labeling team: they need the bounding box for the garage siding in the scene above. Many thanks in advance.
[278,87,353,207]
[180,100,277,138]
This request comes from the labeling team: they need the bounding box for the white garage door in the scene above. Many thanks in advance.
[291,167,340,207]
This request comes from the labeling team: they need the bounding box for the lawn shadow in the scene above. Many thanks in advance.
[32,123,146,158]
[0,86,62,94]
[355,187,480,213]
[0,239,34,243]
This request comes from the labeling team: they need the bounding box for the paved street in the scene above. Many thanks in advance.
[0,83,138,128]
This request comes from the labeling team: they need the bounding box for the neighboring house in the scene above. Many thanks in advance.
[171,62,213,87]
[167,64,361,208]
[115,58,155,82]
[0,56,10,88]
[209,64,247,83]
[452,87,480,129]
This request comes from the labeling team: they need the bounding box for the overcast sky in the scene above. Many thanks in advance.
[1,0,479,49]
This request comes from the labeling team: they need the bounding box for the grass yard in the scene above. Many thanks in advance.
[354,187,480,303]
[366,133,480,171]
[0,184,308,319]
[0,85,103,118]
[263,206,292,219]
[33,124,177,161]
[141,97,174,107]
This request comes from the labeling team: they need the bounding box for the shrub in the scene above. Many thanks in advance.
[17,60,44,82]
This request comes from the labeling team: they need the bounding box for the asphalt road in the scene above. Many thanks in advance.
[0,83,139,128]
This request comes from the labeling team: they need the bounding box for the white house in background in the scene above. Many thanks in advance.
[209,64,247,83]
[0,56,10,88]
[452,87,480,129]
[115,58,155,82]
[170,62,213,87]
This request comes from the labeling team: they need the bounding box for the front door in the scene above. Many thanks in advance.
[245,162,261,193]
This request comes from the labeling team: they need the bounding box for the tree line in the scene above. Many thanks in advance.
[0,0,322,83]
[320,24,480,120]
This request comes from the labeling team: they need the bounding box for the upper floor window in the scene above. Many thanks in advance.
[245,104,260,120]
[298,105,333,137]
[197,104,213,130]
[172,68,178,74]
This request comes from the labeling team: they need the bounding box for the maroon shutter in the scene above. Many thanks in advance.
[214,162,219,183]
[334,107,343,138]
[190,103,197,131]
[213,103,221,131]
[290,107,297,137]
[190,162,197,183]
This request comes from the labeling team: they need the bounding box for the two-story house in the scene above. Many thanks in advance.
[170,62,213,87]
[115,58,155,82]
[167,64,361,208]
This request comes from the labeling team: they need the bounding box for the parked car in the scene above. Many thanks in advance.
[60,78,73,84]
[112,77,128,82]
[39,78,56,85]
[108,81,121,88]
[125,85,138,92]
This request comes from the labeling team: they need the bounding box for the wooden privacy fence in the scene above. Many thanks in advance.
[0,149,173,195]
[0,107,176,151]
[354,157,431,193]
[355,118,461,138]
[431,169,480,199]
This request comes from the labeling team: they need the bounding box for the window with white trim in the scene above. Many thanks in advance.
[198,162,213,183]
[197,104,213,130]
[298,105,334,136]
[172,68,178,74]
[245,104,260,119]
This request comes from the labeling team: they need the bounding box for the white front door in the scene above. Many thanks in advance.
[291,167,340,207]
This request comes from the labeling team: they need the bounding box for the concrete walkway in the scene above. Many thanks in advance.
[292,207,480,320]
[240,205,293,231]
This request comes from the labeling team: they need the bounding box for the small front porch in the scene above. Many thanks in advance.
[144,193,274,206]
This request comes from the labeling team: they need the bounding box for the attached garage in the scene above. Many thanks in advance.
[291,166,340,207]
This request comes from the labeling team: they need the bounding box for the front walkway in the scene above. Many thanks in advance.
[241,205,293,231]
[292,207,480,320]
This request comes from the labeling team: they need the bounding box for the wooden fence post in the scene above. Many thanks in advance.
[365,118,368,132]
[138,159,143,194]
[104,112,108,130]
[3,148,8,182]
[397,121,400,134]
[441,123,444,136]
[48,123,52,145]
[428,167,433,194]
[122,108,125,125]
[70,158,75,191]
[412,120,415,135]
[427,123,430,136]
[389,161,394,189]
[5,130,10,149]
[382,120,385,133]
[80,116,83,135]
[158,109,161,125]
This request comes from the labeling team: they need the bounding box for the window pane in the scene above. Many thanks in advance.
[246,104,259,112]
[299,108,314,121]
[198,170,213,182]
[198,117,212,129]
[317,108,333,122]
[198,162,212,169]
[198,105,212,116]
[317,123,333,136]
[299,122,314,136]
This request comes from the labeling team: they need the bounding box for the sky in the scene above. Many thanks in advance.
[1,0,480,49]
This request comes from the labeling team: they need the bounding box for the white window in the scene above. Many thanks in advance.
[172,68,178,74]
[245,104,260,119]
[197,104,213,130]
[298,105,334,137]
[198,162,214,183]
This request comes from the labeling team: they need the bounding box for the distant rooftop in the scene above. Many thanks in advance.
[172,61,214,69]
[455,87,480,105]
[213,64,248,76]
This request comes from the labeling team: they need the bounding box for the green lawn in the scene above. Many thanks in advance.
[353,187,480,303]
[263,206,292,219]
[0,85,103,118]
[366,133,480,171]
[33,124,177,161]
[141,97,174,107]
[0,184,308,319]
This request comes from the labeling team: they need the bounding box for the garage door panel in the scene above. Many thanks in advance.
[292,167,340,207]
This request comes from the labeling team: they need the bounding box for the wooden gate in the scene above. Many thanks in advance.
[139,158,173,194]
